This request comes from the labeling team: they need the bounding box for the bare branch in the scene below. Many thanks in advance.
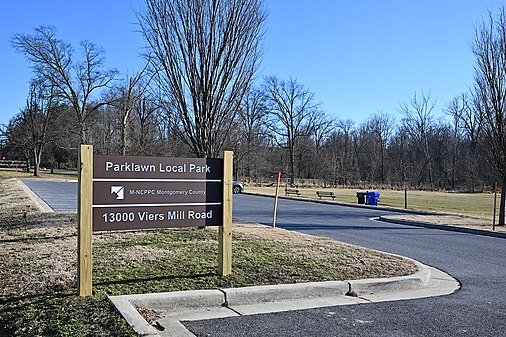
[139,0,266,157]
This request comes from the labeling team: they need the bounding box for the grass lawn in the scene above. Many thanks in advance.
[0,167,77,180]
[245,185,499,222]
[0,176,416,336]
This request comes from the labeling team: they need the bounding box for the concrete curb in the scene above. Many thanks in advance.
[128,289,226,311]
[379,216,506,239]
[348,257,431,295]
[109,295,160,336]
[109,290,226,336]
[109,258,458,337]
[222,281,349,306]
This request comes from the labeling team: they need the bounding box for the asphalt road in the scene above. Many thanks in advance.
[184,194,506,337]
[20,179,77,212]
[18,182,506,336]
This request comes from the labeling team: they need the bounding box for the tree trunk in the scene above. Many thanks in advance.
[121,107,131,155]
[24,155,30,172]
[289,150,295,184]
[80,126,86,145]
[380,144,385,183]
[499,175,506,226]
[33,160,39,176]
[33,144,44,177]
[121,126,127,155]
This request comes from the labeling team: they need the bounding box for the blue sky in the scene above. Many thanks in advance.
[0,0,503,127]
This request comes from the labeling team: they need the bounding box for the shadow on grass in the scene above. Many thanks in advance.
[0,287,137,336]
[94,272,218,287]
[0,233,77,243]
[0,290,74,306]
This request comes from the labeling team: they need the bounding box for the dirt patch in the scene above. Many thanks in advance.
[106,245,169,265]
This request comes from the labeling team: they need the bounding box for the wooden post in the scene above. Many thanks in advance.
[78,145,93,296]
[218,151,233,276]
[272,172,281,228]
[493,182,498,231]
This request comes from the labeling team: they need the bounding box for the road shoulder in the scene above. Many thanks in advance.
[379,215,506,239]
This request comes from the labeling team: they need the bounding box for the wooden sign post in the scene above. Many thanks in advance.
[77,145,233,296]
[218,151,233,276]
[78,145,93,296]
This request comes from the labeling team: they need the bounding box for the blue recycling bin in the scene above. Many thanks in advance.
[366,192,380,206]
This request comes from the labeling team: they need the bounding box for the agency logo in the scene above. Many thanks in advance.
[110,186,124,200]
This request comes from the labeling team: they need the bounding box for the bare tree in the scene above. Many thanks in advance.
[2,79,60,175]
[309,109,334,153]
[399,91,436,187]
[3,115,32,170]
[22,80,59,176]
[139,0,266,158]
[366,112,395,183]
[133,96,161,155]
[111,66,150,155]
[264,76,319,184]
[322,119,356,186]
[472,7,506,225]
[445,93,483,190]
[236,87,268,178]
[303,108,333,180]
[12,26,118,143]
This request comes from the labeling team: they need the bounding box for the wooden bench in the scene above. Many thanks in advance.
[285,188,301,196]
[316,191,335,200]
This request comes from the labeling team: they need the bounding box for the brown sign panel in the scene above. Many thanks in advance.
[92,154,224,231]
[93,204,223,231]
[93,181,222,205]
[93,155,223,180]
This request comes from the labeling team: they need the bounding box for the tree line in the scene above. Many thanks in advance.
[0,70,497,191]
[0,0,505,224]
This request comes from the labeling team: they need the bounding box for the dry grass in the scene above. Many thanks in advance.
[0,167,77,180]
[221,224,416,279]
[0,176,417,336]
[245,185,500,222]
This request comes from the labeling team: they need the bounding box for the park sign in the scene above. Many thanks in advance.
[77,145,233,296]
[92,155,224,231]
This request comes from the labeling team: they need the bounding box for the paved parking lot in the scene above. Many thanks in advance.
[20,179,77,212]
